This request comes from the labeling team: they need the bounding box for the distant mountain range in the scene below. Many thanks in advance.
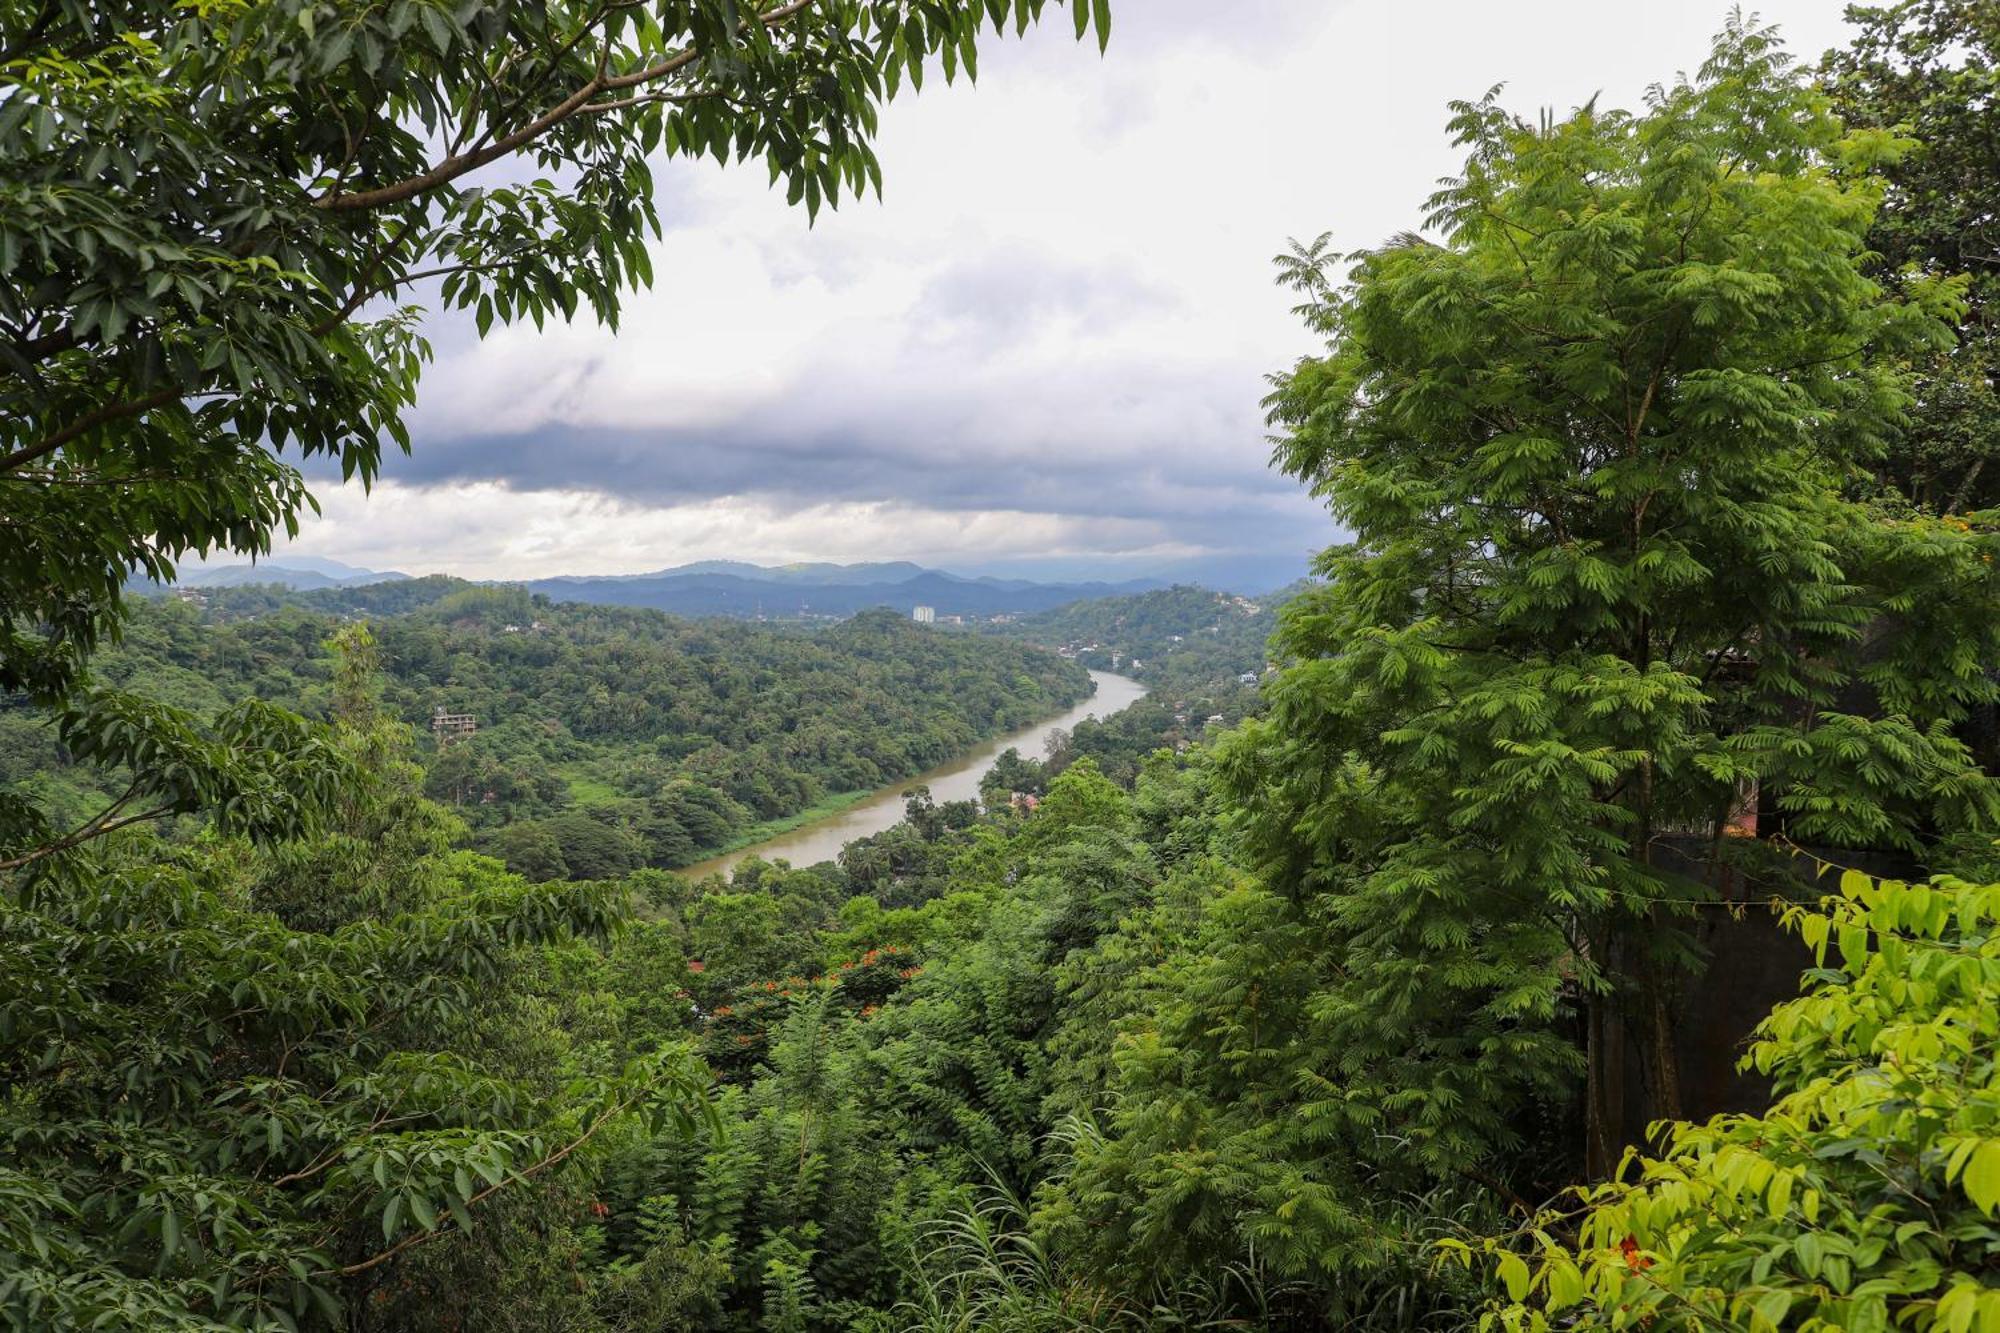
[162,559,1168,620]
[178,557,411,591]
[523,563,1167,619]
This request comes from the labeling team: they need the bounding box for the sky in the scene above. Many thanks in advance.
[269,0,1855,589]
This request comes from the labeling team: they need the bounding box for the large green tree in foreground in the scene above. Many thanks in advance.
[1244,13,2000,1194]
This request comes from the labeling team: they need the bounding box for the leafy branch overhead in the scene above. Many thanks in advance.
[0,0,1109,702]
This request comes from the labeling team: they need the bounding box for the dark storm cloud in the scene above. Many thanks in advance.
[372,412,1308,530]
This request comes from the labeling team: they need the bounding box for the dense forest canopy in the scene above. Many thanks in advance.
[14,585,1090,875]
[994,582,1284,687]
[7,3,2000,1331]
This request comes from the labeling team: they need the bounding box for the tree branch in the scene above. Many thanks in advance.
[326,1095,636,1278]
[0,791,180,873]
[0,388,181,475]
[318,0,816,215]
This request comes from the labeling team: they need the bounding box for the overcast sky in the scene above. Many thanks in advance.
[271,0,1853,586]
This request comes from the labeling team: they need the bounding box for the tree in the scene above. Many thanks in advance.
[0,716,713,1328]
[487,819,571,882]
[1823,0,2000,512]
[1462,864,2000,1333]
[0,0,1110,705]
[1249,14,2000,1192]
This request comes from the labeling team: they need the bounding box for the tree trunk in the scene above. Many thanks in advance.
[1584,937,1626,1178]
[1646,976,1683,1128]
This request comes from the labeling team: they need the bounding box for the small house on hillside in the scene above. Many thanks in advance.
[430,706,478,747]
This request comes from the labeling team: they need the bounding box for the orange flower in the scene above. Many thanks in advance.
[1619,1236,1653,1271]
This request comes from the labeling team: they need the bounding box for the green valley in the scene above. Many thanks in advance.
[6,2,2000,1331]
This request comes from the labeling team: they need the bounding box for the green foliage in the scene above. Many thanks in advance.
[0,780,712,1327]
[24,593,1089,875]
[1823,0,2000,513]
[1250,13,2000,1194]
[892,1183,1148,1332]
[0,625,728,1329]
[1460,863,2000,1333]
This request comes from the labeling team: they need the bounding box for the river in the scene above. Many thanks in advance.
[679,669,1148,880]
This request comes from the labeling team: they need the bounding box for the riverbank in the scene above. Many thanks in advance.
[677,788,878,866]
[677,670,1147,881]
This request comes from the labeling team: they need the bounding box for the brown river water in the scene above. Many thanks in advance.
[678,669,1147,881]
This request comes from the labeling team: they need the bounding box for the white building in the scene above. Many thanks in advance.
[912,605,936,624]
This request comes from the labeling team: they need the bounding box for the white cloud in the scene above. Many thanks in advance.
[280,0,1856,580]
[295,482,1216,580]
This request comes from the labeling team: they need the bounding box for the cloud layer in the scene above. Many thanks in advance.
[278,0,1853,583]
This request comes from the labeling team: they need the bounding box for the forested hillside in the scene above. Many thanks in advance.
[9,586,1089,875]
[997,582,1286,689]
[973,583,1294,789]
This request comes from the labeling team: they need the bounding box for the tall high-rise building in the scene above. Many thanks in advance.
[912,605,936,624]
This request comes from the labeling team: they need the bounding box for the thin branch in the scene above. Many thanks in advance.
[318,0,816,215]
[472,1,637,150]
[6,323,81,372]
[326,1095,635,1278]
[0,387,181,474]
[0,469,178,487]
[575,86,727,116]
[0,795,180,873]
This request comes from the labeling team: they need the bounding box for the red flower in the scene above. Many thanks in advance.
[1620,1236,1653,1271]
